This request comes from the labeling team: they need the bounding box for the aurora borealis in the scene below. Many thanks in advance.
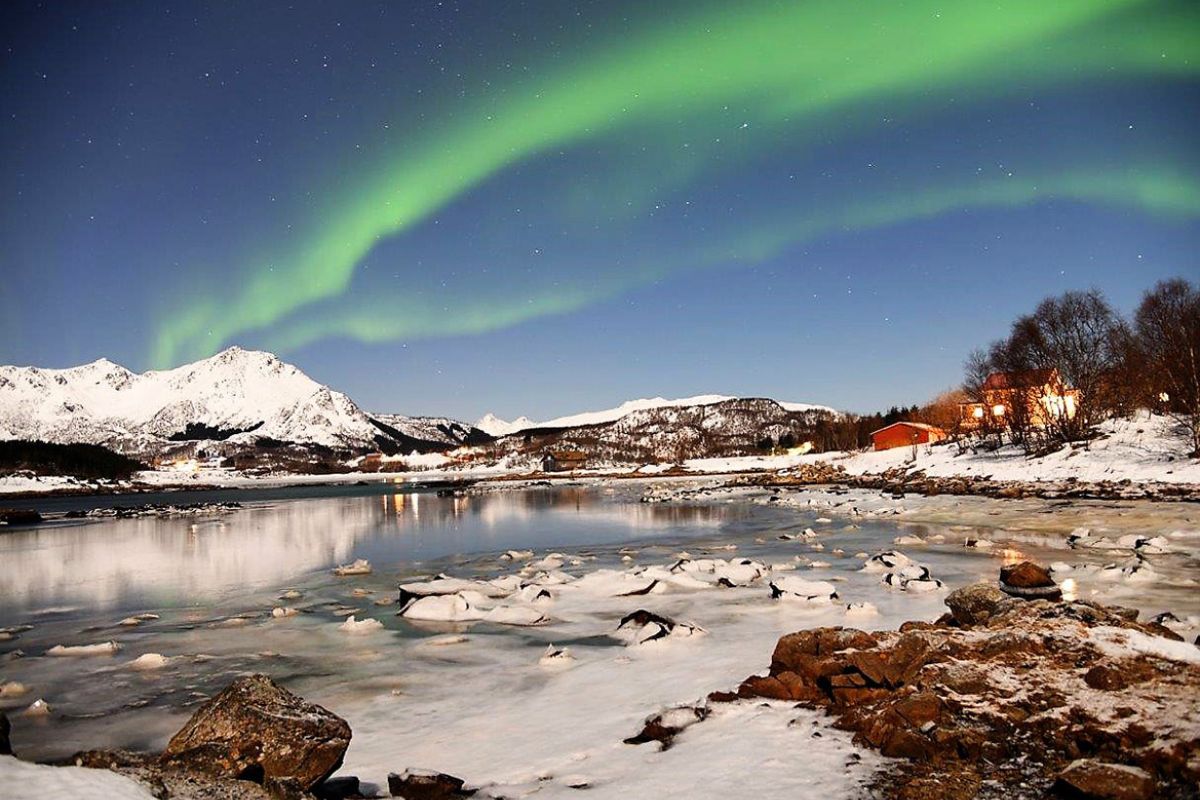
[2,0,1198,417]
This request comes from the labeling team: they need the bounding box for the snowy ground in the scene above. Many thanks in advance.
[786,412,1199,484]
[2,412,1193,499]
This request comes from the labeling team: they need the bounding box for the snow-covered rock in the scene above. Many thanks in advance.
[768,576,838,604]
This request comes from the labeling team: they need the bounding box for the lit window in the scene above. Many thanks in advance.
[972,406,984,419]
[992,404,1006,417]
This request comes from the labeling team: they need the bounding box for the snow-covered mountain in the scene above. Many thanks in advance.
[0,347,457,454]
[476,394,834,435]
[474,413,538,437]
[0,348,836,466]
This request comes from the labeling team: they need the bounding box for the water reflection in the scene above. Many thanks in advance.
[0,488,732,615]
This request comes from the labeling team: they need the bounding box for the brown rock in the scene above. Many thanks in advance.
[1083,662,1155,691]
[944,583,1007,626]
[1000,562,1062,600]
[161,674,351,791]
[737,671,822,702]
[387,769,475,799]
[769,627,875,673]
[891,691,943,729]
[1053,759,1156,800]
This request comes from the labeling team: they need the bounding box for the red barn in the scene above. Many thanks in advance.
[870,421,947,452]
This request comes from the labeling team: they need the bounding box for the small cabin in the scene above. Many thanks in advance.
[870,422,947,452]
[542,450,587,472]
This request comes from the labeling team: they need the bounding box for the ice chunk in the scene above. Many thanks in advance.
[333,558,372,576]
[860,551,915,573]
[538,644,576,668]
[128,653,171,670]
[338,615,384,634]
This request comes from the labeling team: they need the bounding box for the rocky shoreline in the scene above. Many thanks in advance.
[734,462,1200,502]
[627,564,1200,800]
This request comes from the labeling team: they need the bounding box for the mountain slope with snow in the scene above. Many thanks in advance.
[477,395,835,435]
[0,348,391,452]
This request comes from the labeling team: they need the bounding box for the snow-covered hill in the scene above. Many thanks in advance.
[484,397,836,463]
[477,394,834,435]
[371,413,490,451]
[0,347,418,453]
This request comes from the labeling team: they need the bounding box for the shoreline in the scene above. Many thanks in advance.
[3,462,1198,505]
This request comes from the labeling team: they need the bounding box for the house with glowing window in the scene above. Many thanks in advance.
[960,368,1080,429]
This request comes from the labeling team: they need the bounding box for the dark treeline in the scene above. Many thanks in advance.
[810,406,921,452]
[0,440,146,480]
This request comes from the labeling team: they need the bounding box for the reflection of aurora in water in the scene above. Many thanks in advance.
[0,487,731,613]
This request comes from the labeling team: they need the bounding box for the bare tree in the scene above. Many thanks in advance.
[1135,279,1200,456]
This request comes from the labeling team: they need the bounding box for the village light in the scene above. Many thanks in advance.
[972,406,984,419]
[992,404,1006,417]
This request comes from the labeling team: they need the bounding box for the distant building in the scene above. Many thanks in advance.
[870,421,947,452]
[542,450,587,472]
[961,369,1080,429]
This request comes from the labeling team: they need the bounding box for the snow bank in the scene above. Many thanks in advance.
[0,756,158,799]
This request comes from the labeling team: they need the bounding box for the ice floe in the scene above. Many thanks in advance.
[333,558,373,576]
[46,641,121,657]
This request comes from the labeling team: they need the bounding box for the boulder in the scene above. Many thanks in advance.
[314,776,362,800]
[387,769,475,799]
[161,674,351,791]
[769,627,876,673]
[1053,759,1156,800]
[945,583,1007,626]
[999,561,1062,600]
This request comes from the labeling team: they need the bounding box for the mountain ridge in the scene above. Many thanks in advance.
[0,348,837,465]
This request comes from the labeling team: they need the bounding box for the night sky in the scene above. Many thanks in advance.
[2,1,1197,419]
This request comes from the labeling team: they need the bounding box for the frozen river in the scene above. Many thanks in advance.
[1,480,1197,798]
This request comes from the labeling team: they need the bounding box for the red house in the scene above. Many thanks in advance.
[870,421,947,452]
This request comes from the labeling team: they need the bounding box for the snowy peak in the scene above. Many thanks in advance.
[0,346,383,452]
[474,413,538,437]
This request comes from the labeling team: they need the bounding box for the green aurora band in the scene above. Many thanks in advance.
[151,0,1200,366]
[254,164,1200,353]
